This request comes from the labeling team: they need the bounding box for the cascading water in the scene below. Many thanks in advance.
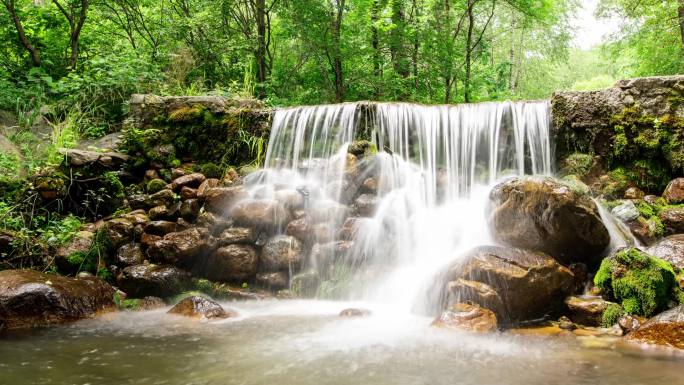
[244,100,554,314]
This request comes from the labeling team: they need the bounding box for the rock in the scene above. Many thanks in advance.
[59,148,129,168]
[147,228,211,268]
[117,264,191,298]
[122,210,149,226]
[647,234,684,270]
[443,246,575,325]
[204,186,247,215]
[148,189,176,208]
[105,218,134,249]
[594,248,676,317]
[136,296,166,311]
[204,245,258,283]
[54,231,94,271]
[625,305,684,350]
[354,194,378,217]
[230,199,290,230]
[0,230,15,256]
[285,217,311,242]
[558,316,577,330]
[339,308,371,317]
[361,177,378,194]
[564,296,614,327]
[310,241,354,268]
[488,177,610,265]
[644,195,660,205]
[168,296,236,319]
[291,271,320,298]
[140,232,161,249]
[196,178,220,200]
[663,178,684,204]
[180,199,201,220]
[618,314,644,334]
[256,272,289,290]
[144,221,178,236]
[431,303,497,332]
[196,212,232,235]
[660,207,684,234]
[148,205,170,221]
[307,199,349,224]
[144,169,160,182]
[628,217,660,246]
[171,168,185,179]
[261,235,303,271]
[180,186,197,200]
[146,179,167,194]
[217,227,257,245]
[624,187,645,200]
[171,173,206,191]
[0,269,115,330]
[115,243,144,266]
[611,200,640,222]
[274,189,304,210]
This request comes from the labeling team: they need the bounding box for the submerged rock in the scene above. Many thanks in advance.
[168,296,236,319]
[432,303,497,332]
[0,270,115,330]
[117,264,191,298]
[625,305,684,351]
[339,308,371,317]
[646,234,684,270]
[443,246,575,325]
[488,177,610,266]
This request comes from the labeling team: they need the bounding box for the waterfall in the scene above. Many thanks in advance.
[247,100,553,312]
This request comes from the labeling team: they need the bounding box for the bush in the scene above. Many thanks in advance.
[594,248,677,317]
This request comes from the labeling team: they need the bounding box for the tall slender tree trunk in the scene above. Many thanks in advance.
[255,0,268,99]
[443,0,451,103]
[3,0,41,66]
[330,0,346,102]
[679,0,684,55]
[411,0,420,92]
[464,0,474,103]
[371,0,381,98]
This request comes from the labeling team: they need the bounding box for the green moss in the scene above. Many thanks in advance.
[198,163,223,179]
[594,248,676,317]
[601,303,624,327]
[635,200,655,218]
[113,292,141,311]
[102,172,125,199]
[146,178,167,194]
[168,105,206,123]
[560,153,594,177]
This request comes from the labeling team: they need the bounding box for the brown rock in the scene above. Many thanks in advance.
[0,270,115,330]
[196,178,220,200]
[204,186,247,215]
[117,264,191,298]
[217,227,257,245]
[443,246,575,325]
[261,235,303,270]
[274,189,304,210]
[145,221,178,236]
[180,186,197,200]
[115,243,144,266]
[230,199,290,230]
[148,189,176,208]
[204,244,258,283]
[361,177,378,194]
[431,303,497,332]
[105,218,134,249]
[618,314,645,334]
[488,177,610,266]
[168,296,236,319]
[663,178,684,204]
[339,308,372,317]
[660,207,684,234]
[54,231,94,272]
[256,272,289,290]
[354,194,378,217]
[171,173,206,191]
[624,187,645,200]
[564,296,615,327]
[147,228,211,268]
[180,199,201,220]
[647,234,684,270]
[625,305,684,350]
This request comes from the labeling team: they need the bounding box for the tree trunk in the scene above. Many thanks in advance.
[412,0,420,92]
[254,0,268,99]
[464,0,474,103]
[679,0,684,54]
[3,0,41,66]
[331,0,345,102]
[371,0,381,98]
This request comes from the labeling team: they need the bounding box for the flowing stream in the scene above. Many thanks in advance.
[2,101,674,385]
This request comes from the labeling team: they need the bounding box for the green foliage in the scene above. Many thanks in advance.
[197,163,223,179]
[113,292,141,311]
[601,303,624,327]
[594,248,676,317]
[146,178,167,194]
[560,153,594,177]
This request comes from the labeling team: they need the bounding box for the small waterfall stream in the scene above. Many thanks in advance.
[246,100,556,312]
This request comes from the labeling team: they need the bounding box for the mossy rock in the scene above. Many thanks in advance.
[594,247,677,317]
[197,163,223,179]
[147,178,167,194]
[560,153,594,178]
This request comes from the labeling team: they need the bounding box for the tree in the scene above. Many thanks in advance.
[2,0,41,67]
[51,0,89,70]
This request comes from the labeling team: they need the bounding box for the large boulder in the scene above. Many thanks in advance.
[170,173,206,191]
[442,246,575,325]
[105,218,134,249]
[217,227,257,245]
[146,228,211,268]
[204,245,258,283]
[625,305,684,351]
[0,270,115,330]
[117,264,191,298]
[168,296,236,319]
[261,235,304,271]
[564,296,616,327]
[647,234,684,270]
[488,177,610,265]
[230,199,290,230]
[204,186,247,215]
[663,178,684,204]
[115,243,144,266]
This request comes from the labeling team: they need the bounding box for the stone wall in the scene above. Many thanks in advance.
[125,95,272,169]
[551,76,684,195]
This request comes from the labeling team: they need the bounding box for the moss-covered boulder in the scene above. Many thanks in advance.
[594,247,678,317]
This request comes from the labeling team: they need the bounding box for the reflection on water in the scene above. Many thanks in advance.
[0,300,679,385]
